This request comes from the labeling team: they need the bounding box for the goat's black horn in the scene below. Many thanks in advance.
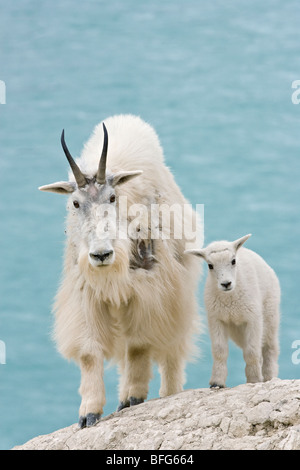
[96,123,108,184]
[61,130,87,188]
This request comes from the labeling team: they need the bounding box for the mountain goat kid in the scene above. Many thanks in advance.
[186,234,280,388]
[39,114,202,428]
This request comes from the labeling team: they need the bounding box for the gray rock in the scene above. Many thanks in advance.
[13,378,300,450]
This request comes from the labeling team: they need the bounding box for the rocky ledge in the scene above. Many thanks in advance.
[13,378,300,450]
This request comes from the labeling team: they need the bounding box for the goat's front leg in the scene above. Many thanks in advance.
[117,345,151,411]
[78,347,105,428]
[243,321,263,383]
[209,319,229,388]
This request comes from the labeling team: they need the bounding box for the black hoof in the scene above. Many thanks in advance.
[210,383,224,389]
[117,400,130,412]
[129,396,144,406]
[86,412,101,427]
[117,397,144,412]
[78,416,86,429]
[78,412,101,428]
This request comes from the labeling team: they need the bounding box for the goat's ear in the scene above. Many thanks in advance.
[184,248,206,260]
[233,234,252,251]
[38,181,76,194]
[111,170,143,187]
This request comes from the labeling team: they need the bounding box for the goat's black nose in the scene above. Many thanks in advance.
[221,281,232,289]
[89,250,113,262]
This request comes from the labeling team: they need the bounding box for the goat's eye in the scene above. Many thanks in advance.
[73,200,80,209]
[208,264,214,270]
[110,194,116,203]
[231,259,236,266]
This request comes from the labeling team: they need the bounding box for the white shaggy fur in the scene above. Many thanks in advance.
[186,234,280,388]
[39,115,202,426]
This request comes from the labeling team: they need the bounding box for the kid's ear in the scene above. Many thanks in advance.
[184,248,206,260]
[111,170,143,187]
[233,234,252,251]
[38,181,76,194]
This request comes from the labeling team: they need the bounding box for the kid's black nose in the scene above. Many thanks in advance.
[221,281,232,289]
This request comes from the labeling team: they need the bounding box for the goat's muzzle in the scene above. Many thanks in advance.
[89,249,114,267]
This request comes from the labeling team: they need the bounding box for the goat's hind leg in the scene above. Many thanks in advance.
[262,322,279,381]
[158,352,185,397]
[117,345,152,412]
[262,301,280,381]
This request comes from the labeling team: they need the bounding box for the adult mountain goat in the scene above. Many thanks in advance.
[39,115,202,427]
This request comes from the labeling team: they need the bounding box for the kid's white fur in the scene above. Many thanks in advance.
[186,234,280,388]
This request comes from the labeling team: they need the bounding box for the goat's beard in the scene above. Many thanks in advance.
[77,239,132,307]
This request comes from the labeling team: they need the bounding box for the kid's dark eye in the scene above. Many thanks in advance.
[208,264,214,270]
[110,194,116,203]
[73,200,80,209]
[231,259,236,266]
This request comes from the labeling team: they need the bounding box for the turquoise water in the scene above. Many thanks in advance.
[1,0,300,450]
